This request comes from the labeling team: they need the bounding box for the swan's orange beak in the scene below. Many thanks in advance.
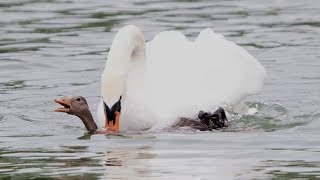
[103,99,121,132]
[105,111,120,132]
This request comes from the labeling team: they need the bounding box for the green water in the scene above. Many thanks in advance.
[0,0,320,179]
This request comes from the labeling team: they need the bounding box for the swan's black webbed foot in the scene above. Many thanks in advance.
[198,107,228,130]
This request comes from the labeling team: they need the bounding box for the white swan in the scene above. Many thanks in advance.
[97,25,266,132]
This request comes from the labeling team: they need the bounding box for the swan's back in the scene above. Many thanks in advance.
[145,28,266,122]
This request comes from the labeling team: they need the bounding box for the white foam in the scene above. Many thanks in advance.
[247,108,258,115]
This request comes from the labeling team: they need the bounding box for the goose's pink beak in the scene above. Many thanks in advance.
[54,97,71,113]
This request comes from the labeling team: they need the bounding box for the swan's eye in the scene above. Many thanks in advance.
[77,98,81,101]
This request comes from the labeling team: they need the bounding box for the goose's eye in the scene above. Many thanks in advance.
[77,98,81,101]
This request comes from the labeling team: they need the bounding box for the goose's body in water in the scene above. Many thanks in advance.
[97,25,266,132]
[54,96,228,133]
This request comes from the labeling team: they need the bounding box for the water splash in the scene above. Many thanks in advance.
[227,102,315,132]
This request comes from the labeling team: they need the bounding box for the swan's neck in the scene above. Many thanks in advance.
[101,25,146,106]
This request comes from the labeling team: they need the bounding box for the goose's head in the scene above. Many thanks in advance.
[55,96,89,116]
[55,96,98,133]
[101,25,146,132]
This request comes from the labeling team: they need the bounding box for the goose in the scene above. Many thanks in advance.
[95,25,266,132]
[54,96,228,134]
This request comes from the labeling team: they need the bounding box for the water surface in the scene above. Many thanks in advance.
[0,0,320,179]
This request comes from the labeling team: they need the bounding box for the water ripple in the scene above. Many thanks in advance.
[0,0,319,179]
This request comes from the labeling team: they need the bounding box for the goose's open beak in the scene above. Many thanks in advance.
[54,97,71,113]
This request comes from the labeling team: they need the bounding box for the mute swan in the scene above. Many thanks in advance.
[97,25,266,132]
[54,96,228,133]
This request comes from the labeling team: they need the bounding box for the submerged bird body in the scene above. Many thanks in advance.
[55,96,228,133]
[98,25,266,131]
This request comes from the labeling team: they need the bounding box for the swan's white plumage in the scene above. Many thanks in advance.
[97,25,266,131]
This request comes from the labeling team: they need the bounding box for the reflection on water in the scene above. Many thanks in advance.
[0,149,103,179]
[0,134,157,179]
[1,132,320,179]
[102,146,156,179]
[0,0,320,179]
[250,160,320,179]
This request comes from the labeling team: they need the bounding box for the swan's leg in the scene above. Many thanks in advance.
[197,107,228,130]
[211,107,228,128]
[198,110,212,126]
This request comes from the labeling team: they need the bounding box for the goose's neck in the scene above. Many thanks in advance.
[76,109,98,134]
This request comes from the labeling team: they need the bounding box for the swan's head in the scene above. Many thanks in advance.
[102,95,122,132]
[101,67,126,132]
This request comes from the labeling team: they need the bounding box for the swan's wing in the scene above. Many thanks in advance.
[145,29,266,120]
[146,31,200,119]
[194,28,266,105]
